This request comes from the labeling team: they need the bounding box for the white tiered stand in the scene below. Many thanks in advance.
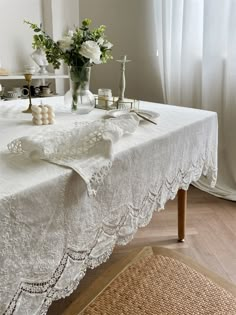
[0,73,68,86]
[0,73,69,106]
[0,73,68,80]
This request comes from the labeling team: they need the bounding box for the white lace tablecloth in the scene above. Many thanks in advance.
[0,98,218,315]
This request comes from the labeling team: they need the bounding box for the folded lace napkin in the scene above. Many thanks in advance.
[7,114,139,195]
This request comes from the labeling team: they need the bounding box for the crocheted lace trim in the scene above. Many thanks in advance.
[4,156,217,315]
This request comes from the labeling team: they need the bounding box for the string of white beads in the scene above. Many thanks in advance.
[32,105,55,125]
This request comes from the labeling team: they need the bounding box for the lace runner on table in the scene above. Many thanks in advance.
[7,114,139,196]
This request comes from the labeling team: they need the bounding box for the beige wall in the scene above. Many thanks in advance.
[0,0,80,72]
[79,0,164,103]
[0,0,79,94]
[0,0,43,73]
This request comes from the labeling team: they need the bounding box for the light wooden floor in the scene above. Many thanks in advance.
[48,186,236,315]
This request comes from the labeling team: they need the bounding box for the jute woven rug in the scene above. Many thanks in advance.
[79,247,236,315]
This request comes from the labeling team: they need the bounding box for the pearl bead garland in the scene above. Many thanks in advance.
[32,105,55,125]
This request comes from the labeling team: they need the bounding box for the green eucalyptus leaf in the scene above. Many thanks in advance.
[26,18,113,69]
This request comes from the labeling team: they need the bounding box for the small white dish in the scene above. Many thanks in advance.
[136,109,160,119]
[4,97,19,101]
[107,109,160,120]
[39,93,54,97]
[107,109,129,117]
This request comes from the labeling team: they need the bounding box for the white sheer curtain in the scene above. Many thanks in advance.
[155,0,236,200]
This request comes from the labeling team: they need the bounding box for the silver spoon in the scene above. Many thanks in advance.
[130,109,157,125]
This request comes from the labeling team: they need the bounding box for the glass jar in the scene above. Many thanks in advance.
[97,88,113,109]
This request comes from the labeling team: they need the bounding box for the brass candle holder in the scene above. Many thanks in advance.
[22,73,33,113]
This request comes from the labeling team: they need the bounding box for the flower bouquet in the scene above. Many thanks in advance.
[25,19,113,113]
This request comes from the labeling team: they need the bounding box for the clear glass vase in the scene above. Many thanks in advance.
[64,66,95,114]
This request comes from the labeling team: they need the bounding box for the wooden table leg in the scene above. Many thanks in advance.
[178,189,187,242]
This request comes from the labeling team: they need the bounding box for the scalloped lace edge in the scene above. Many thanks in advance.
[4,157,217,315]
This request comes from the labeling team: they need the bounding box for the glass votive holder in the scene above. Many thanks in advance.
[97,88,113,109]
[116,98,139,111]
[133,99,140,111]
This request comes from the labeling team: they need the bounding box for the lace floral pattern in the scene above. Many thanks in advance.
[7,114,139,196]
[3,154,217,315]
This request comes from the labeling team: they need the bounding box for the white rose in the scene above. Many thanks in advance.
[97,37,104,46]
[58,36,73,51]
[67,30,74,37]
[79,40,101,64]
[103,41,113,49]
